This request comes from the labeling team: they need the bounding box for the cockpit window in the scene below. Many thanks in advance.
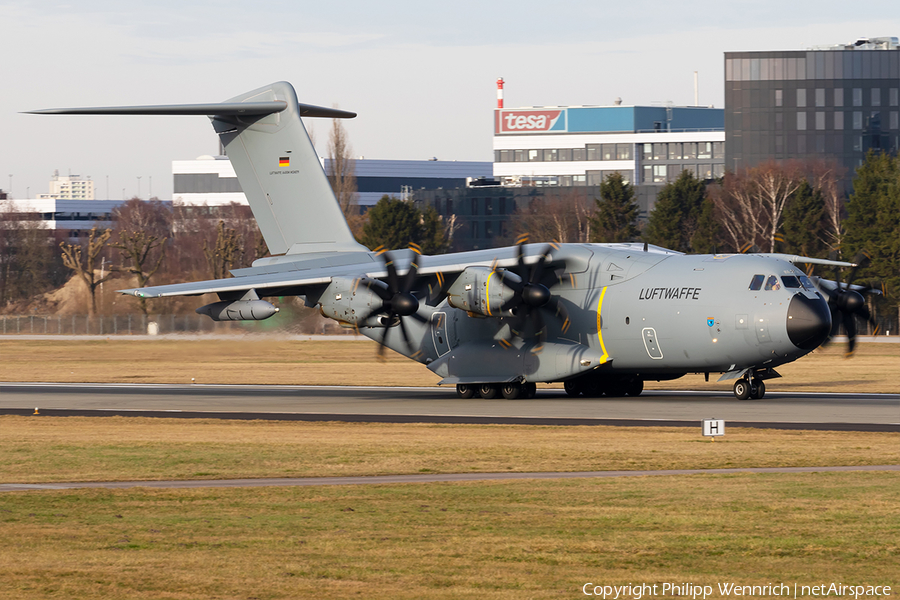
[799,275,815,291]
[781,276,801,289]
[764,275,780,291]
[749,274,764,291]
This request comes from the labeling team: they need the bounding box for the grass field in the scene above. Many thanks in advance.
[2,473,898,599]
[1,337,898,392]
[1,337,897,598]
[1,416,899,599]
[1,417,898,483]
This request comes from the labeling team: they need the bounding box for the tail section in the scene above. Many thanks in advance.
[212,82,366,256]
[27,81,368,257]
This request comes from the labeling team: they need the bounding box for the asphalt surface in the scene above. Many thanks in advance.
[1,383,898,431]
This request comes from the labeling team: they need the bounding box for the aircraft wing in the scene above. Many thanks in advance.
[119,244,576,299]
[118,272,334,298]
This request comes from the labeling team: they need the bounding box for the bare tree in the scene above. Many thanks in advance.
[514,191,593,243]
[711,161,804,252]
[754,161,805,252]
[110,231,167,316]
[202,220,243,279]
[806,159,847,253]
[326,116,364,238]
[59,226,114,316]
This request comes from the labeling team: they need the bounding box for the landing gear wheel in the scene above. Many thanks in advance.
[605,383,627,397]
[479,383,499,399]
[564,380,582,397]
[523,382,537,399]
[456,384,475,399]
[501,383,522,400]
[751,380,766,399]
[582,379,603,398]
[626,379,644,397]
[733,379,751,400]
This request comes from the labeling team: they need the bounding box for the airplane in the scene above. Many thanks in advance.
[28,81,880,400]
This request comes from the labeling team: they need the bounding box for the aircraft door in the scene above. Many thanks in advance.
[642,327,664,359]
[432,312,451,357]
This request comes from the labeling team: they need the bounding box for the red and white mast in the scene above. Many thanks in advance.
[496,77,504,109]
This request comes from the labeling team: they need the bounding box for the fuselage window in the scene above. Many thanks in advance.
[764,275,780,291]
[749,274,765,291]
[781,276,801,289]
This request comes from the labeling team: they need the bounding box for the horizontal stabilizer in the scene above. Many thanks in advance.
[28,81,366,257]
[24,101,355,119]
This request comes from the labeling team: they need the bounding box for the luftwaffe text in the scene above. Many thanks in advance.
[638,287,702,300]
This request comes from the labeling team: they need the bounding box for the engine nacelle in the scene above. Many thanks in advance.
[196,300,279,321]
[446,266,520,317]
[318,277,390,326]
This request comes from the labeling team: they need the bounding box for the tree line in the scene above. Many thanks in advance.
[1,130,897,331]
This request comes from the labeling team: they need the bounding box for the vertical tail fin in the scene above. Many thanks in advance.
[213,82,367,256]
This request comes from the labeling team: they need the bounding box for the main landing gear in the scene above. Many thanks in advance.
[562,375,644,398]
[456,382,537,399]
[733,377,766,400]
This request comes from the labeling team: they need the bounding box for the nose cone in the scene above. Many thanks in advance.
[786,293,832,350]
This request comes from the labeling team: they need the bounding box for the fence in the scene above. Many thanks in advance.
[0,313,328,336]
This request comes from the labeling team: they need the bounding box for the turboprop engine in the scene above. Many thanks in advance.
[446,266,520,317]
[318,276,397,327]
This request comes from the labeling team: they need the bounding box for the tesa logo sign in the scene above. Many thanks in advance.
[497,109,565,133]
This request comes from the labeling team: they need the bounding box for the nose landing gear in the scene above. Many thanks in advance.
[733,377,766,400]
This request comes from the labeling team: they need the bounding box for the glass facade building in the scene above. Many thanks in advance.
[725,44,900,187]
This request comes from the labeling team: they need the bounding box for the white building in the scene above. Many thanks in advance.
[37,171,95,200]
[492,104,725,187]
[172,156,492,207]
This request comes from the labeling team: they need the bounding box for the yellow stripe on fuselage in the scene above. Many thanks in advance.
[596,286,609,364]
[485,270,494,316]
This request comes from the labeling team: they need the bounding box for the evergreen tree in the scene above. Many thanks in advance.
[690,197,718,254]
[644,170,712,252]
[359,196,449,254]
[418,206,450,255]
[589,172,640,243]
[843,151,900,332]
[781,179,828,258]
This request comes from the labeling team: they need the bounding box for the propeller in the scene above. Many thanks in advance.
[355,244,428,360]
[816,251,881,355]
[492,234,573,351]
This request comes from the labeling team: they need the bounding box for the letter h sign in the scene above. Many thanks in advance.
[702,419,725,437]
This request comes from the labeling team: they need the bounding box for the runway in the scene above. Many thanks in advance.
[1,383,898,431]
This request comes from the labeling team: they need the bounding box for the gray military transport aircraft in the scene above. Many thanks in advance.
[29,81,880,400]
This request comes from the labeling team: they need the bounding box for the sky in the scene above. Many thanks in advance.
[2,0,899,201]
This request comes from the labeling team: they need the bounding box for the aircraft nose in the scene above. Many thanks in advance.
[786,293,832,350]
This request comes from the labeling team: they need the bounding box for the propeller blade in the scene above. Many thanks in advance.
[376,325,390,361]
[384,252,400,293]
[356,277,392,302]
[409,311,428,324]
[402,245,421,293]
[843,312,857,354]
[397,317,414,352]
[529,244,553,284]
[833,264,843,292]
[516,236,527,275]
[549,297,571,334]
[494,269,524,293]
